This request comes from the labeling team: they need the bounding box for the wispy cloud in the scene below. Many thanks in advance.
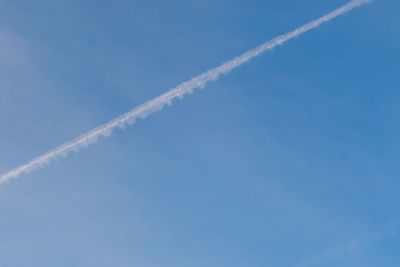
[295,219,400,267]
[0,0,372,185]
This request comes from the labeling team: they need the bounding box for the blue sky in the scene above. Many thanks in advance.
[0,0,399,266]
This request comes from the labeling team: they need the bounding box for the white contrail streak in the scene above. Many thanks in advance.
[0,0,371,185]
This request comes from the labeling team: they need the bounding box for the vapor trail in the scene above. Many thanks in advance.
[0,0,371,185]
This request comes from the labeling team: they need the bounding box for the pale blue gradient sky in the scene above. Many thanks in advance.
[0,0,399,266]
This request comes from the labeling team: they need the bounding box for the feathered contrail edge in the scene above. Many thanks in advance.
[0,0,372,185]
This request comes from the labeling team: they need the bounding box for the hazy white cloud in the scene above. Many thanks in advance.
[296,219,400,267]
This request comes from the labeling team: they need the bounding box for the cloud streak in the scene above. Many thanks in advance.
[295,219,400,267]
[0,0,372,185]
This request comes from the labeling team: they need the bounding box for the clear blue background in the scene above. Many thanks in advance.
[0,0,399,266]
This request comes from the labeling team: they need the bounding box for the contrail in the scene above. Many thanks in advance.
[0,0,371,185]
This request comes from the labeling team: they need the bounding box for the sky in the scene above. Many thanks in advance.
[0,0,399,266]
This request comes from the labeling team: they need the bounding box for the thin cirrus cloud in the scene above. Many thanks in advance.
[295,219,400,267]
[0,0,372,185]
